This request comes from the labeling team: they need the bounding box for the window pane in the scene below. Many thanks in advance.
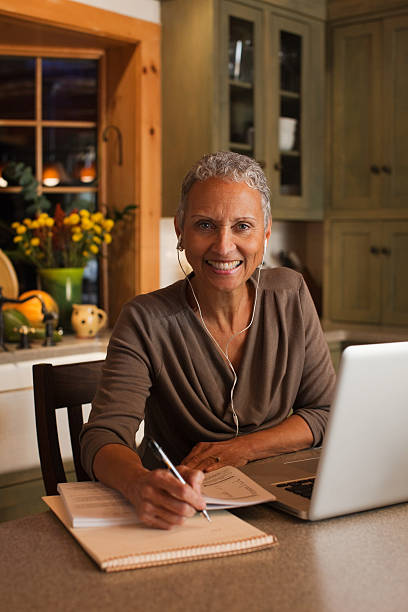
[44,192,97,214]
[0,127,36,185]
[0,193,37,294]
[42,58,98,121]
[0,56,35,119]
[43,128,97,187]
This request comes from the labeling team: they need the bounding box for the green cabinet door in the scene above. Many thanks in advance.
[330,221,382,323]
[382,222,408,325]
[383,15,408,211]
[331,21,382,211]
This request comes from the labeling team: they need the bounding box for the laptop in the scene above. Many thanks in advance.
[241,341,408,520]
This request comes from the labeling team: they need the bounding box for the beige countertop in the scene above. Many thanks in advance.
[0,330,110,365]
[1,323,407,366]
[2,501,408,612]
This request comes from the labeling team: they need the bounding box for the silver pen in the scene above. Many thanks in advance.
[148,438,211,522]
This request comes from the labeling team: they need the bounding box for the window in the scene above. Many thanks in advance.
[0,53,102,302]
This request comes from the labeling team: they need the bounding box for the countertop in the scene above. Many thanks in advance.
[1,323,407,367]
[0,330,110,365]
[2,501,408,612]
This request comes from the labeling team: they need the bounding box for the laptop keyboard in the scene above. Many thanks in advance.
[276,478,315,499]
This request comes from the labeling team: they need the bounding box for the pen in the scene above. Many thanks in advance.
[148,438,211,522]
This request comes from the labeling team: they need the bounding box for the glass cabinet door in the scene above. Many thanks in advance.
[269,15,323,219]
[278,30,302,197]
[221,2,263,162]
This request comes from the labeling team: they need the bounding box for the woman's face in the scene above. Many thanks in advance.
[176,177,271,295]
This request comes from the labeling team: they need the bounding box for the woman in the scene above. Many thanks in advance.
[80,152,335,530]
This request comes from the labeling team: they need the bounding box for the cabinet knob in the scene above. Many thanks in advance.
[370,246,380,255]
[370,165,380,174]
[381,165,392,174]
[381,247,391,256]
[274,162,282,171]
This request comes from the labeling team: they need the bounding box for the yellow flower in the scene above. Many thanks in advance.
[45,217,54,227]
[63,217,71,225]
[11,222,19,229]
[91,212,103,223]
[72,233,83,242]
[31,220,40,229]
[30,237,40,246]
[23,218,32,226]
[81,218,93,231]
[38,213,49,220]
[93,236,102,244]
[72,226,82,233]
[13,236,23,243]
[103,219,114,231]
[79,209,90,217]
[90,244,99,254]
[16,225,27,234]
[104,233,112,244]
[25,249,31,255]
[69,213,80,225]
[94,224,102,235]
[82,250,89,257]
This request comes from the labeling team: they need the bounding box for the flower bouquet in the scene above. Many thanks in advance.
[11,204,115,330]
[11,204,114,268]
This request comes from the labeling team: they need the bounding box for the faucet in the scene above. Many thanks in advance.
[0,287,58,350]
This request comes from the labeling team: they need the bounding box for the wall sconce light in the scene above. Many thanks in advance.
[43,162,61,187]
[102,125,123,166]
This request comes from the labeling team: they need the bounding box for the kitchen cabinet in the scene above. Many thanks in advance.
[162,0,325,220]
[330,14,408,214]
[329,221,408,325]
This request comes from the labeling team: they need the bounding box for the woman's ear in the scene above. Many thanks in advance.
[174,217,183,251]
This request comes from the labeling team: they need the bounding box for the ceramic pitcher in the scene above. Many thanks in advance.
[71,304,107,338]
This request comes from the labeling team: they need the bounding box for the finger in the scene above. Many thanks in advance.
[186,455,222,473]
[138,501,189,530]
[179,467,205,496]
[150,470,206,512]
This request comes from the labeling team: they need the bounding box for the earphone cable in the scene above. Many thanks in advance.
[177,249,263,436]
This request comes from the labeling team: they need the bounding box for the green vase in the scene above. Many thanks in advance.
[39,267,84,332]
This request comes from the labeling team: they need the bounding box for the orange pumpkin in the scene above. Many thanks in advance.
[4,290,59,327]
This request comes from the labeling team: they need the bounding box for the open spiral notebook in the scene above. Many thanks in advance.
[43,495,277,572]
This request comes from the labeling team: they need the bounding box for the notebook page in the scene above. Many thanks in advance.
[43,496,277,571]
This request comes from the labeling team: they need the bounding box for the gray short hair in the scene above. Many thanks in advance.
[176,151,271,230]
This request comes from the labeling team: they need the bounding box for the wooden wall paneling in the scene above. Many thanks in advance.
[162,0,215,217]
[105,45,140,324]
[138,37,161,296]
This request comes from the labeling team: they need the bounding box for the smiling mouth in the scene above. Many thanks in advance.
[206,260,242,271]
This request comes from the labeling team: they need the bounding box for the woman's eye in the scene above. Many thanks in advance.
[236,222,251,231]
[197,221,214,231]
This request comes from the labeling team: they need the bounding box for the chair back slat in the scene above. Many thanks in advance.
[67,404,90,482]
[32,360,104,495]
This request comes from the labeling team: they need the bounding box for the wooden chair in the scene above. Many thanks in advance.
[32,360,104,495]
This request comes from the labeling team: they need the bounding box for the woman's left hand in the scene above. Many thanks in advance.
[181,438,251,472]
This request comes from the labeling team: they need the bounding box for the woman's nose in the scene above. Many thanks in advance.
[213,228,234,254]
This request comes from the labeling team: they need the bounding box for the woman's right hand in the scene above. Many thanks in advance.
[124,466,207,529]
[93,443,207,529]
